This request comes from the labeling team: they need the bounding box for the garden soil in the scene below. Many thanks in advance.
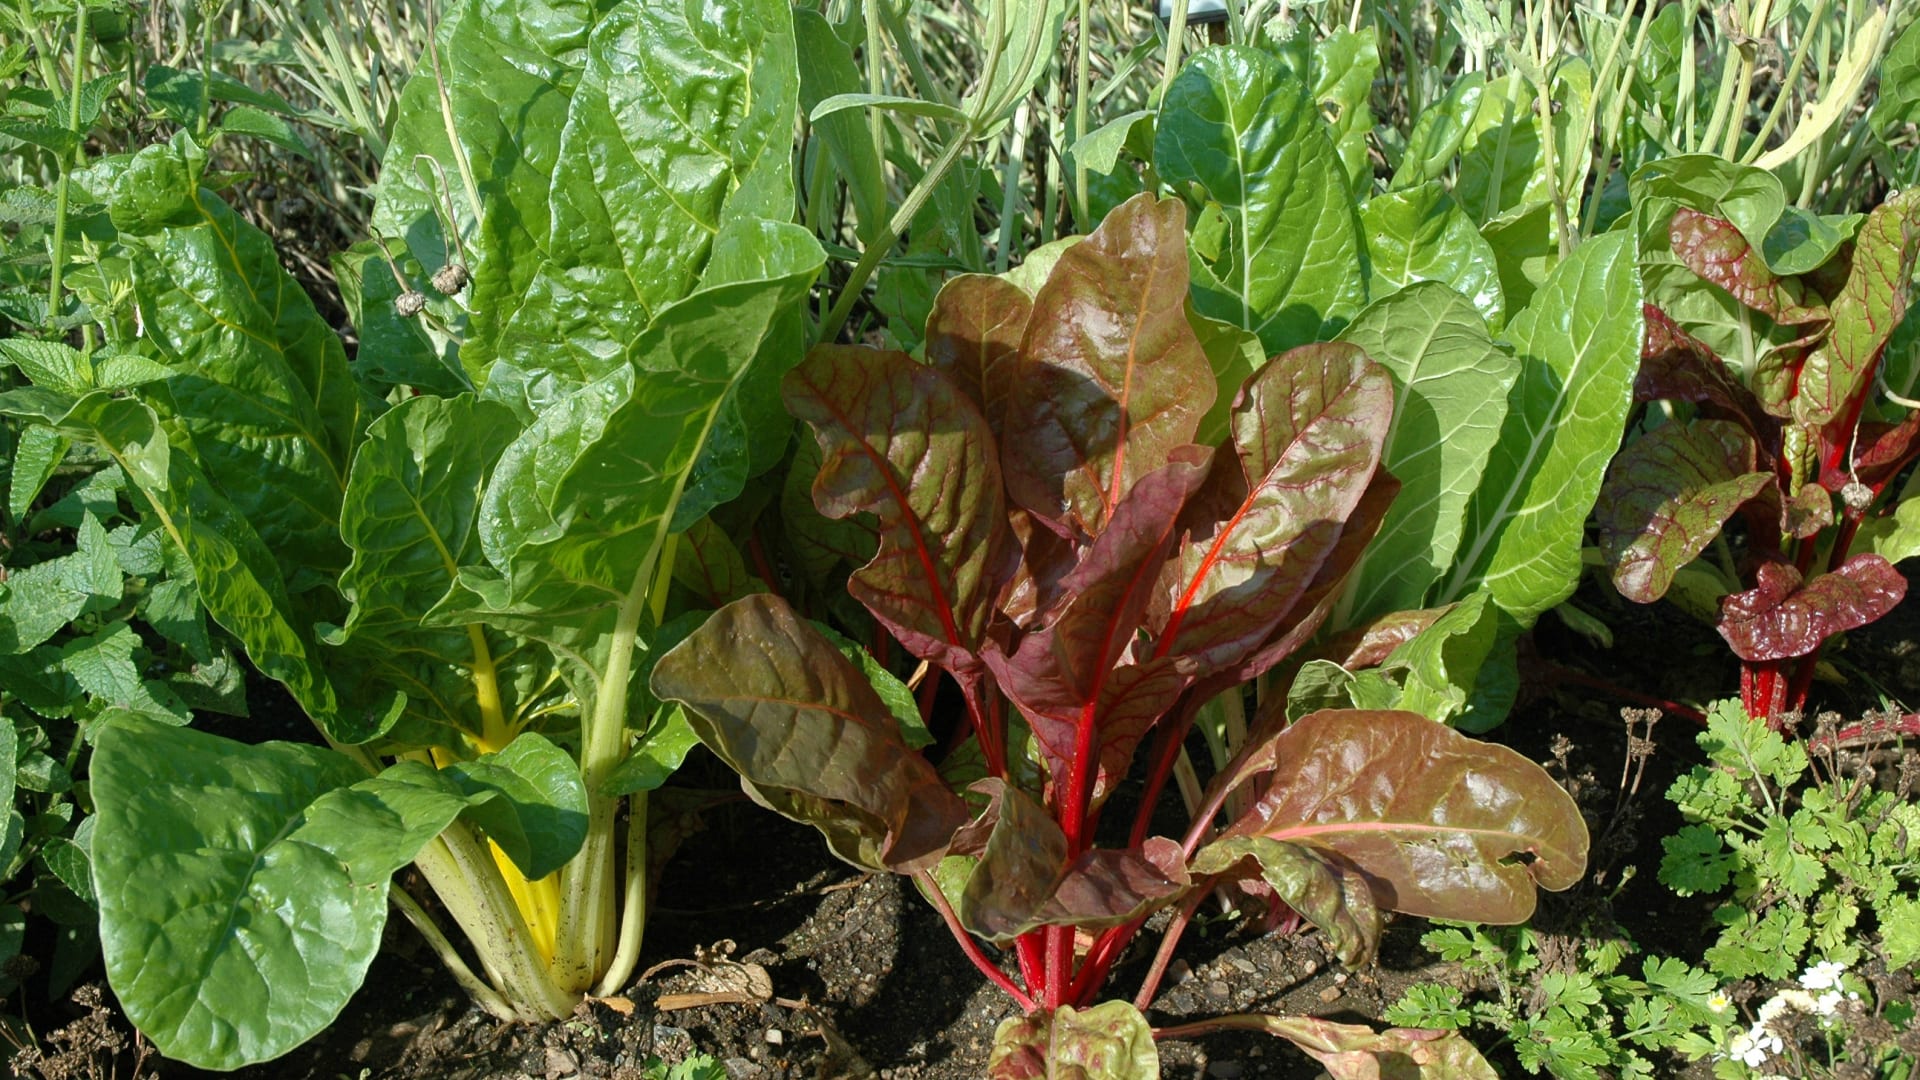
[12,571,1920,1080]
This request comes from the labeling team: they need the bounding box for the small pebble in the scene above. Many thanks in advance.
[1230,958,1256,974]
[543,1047,578,1079]
[1207,1062,1245,1078]
[1318,987,1343,1004]
[1167,959,1193,985]
[766,1029,785,1046]
[1207,980,1231,999]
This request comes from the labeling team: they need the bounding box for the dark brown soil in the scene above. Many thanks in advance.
[10,568,1919,1080]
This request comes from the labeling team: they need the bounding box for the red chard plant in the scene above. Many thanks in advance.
[1602,179,1920,724]
[654,194,1589,1075]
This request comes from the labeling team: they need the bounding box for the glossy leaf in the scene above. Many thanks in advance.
[988,1001,1159,1080]
[1391,74,1487,190]
[1378,590,1504,729]
[1440,232,1643,624]
[1599,420,1773,603]
[1717,555,1908,662]
[1360,184,1504,326]
[1215,710,1588,924]
[785,344,1010,673]
[1155,46,1367,355]
[960,780,1189,944]
[92,722,481,1069]
[1332,284,1519,623]
[1157,345,1393,678]
[650,594,969,873]
[439,732,589,881]
[1795,191,1920,427]
[1191,836,1381,967]
[1003,194,1214,538]
[926,273,1032,441]
[1669,208,1824,325]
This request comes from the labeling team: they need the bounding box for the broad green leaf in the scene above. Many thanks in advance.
[330,240,469,397]
[1191,835,1381,967]
[1380,590,1503,728]
[1360,183,1505,326]
[60,622,191,724]
[328,394,535,750]
[1305,28,1380,196]
[1333,283,1519,623]
[440,732,589,880]
[1004,195,1214,538]
[215,106,310,157]
[1454,75,1542,224]
[651,594,970,873]
[1068,109,1152,175]
[988,1001,1159,1080]
[1287,659,1359,720]
[1155,46,1367,356]
[109,135,369,593]
[602,704,701,797]
[1392,73,1487,190]
[1189,307,1265,448]
[0,338,91,392]
[1873,15,1920,141]
[91,722,479,1069]
[0,513,119,653]
[1439,232,1643,624]
[1216,710,1589,924]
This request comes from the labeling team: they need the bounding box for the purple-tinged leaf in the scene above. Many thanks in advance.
[927,274,1031,441]
[1717,555,1907,662]
[1598,420,1773,603]
[1796,191,1920,427]
[784,345,1014,673]
[1004,194,1215,538]
[1669,207,1826,325]
[1213,710,1587,924]
[672,517,768,608]
[1781,482,1834,539]
[650,594,969,873]
[988,1001,1159,1080]
[1155,345,1393,679]
[1001,509,1078,630]
[986,452,1213,793]
[1191,836,1382,967]
[1247,1017,1497,1080]
[1319,606,1453,670]
[779,435,878,589]
[1636,306,1773,440]
[959,780,1190,944]
[1825,409,1920,494]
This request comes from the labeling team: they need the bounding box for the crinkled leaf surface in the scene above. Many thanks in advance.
[1003,194,1214,538]
[91,722,485,1069]
[1795,191,1920,427]
[1360,184,1503,327]
[1717,555,1908,662]
[1156,345,1392,678]
[1440,232,1642,624]
[650,594,968,872]
[1155,46,1367,356]
[1191,836,1381,967]
[1669,208,1824,325]
[1378,590,1503,728]
[1599,420,1772,603]
[926,274,1031,443]
[784,344,1009,673]
[1332,284,1518,623]
[959,780,1189,944]
[988,1001,1159,1080]
[1215,709,1588,923]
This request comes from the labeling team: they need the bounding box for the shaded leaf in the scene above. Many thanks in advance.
[1599,420,1773,603]
[1191,836,1381,967]
[926,273,1031,441]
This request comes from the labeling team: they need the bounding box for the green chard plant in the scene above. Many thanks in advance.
[0,0,828,1068]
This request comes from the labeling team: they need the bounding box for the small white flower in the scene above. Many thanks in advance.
[1757,994,1791,1022]
[1707,990,1733,1014]
[1799,959,1848,990]
[1814,990,1843,1015]
[1728,1025,1784,1067]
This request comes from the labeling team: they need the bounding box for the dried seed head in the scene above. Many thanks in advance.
[1841,480,1874,511]
[394,290,429,318]
[431,262,470,296]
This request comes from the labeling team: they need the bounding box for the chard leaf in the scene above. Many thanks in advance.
[1795,191,1920,427]
[1381,590,1504,728]
[1191,836,1381,967]
[1215,709,1588,924]
[988,1001,1159,1080]
[1717,555,1908,662]
[1391,73,1487,190]
[926,273,1031,442]
[91,722,482,1069]
[986,453,1212,796]
[1158,345,1392,679]
[1240,1016,1497,1079]
[959,780,1189,944]
[672,517,768,609]
[786,345,1010,673]
[1360,183,1505,326]
[651,594,969,873]
[439,731,588,880]
[1669,208,1825,324]
[330,393,533,749]
[1155,46,1367,355]
[110,135,368,593]
[1333,283,1519,623]
[1004,194,1214,538]
[1598,420,1772,603]
[1440,231,1643,625]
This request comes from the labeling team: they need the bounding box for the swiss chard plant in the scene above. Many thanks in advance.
[1598,159,1920,722]
[654,193,1591,1076]
[0,0,826,1068]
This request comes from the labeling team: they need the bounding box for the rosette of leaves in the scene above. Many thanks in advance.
[0,0,825,1068]
[655,193,1589,1077]
[1599,162,1920,721]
